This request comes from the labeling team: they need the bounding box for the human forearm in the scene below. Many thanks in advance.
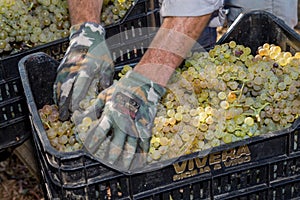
[134,15,211,86]
[67,0,103,25]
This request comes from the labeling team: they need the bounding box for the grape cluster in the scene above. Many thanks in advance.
[0,0,133,57]
[101,0,134,26]
[147,41,300,163]
[0,0,70,56]
[39,42,300,164]
[39,104,82,152]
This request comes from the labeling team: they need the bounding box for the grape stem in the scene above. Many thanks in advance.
[228,77,249,102]
[238,82,246,101]
[41,119,51,129]
[28,2,34,11]
[25,42,33,48]
[178,135,195,155]
[244,103,270,122]
[75,133,84,145]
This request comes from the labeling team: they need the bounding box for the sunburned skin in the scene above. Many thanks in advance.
[67,0,103,25]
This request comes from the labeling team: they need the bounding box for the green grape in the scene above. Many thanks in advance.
[158,146,168,155]
[58,135,68,145]
[182,114,191,123]
[229,41,236,48]
[280,118,288,126]
[159,137,169,146]
[244,117,254,126]
[57,126,66,136]
[50,137,59,148]
[204,130,214,140]
[42,104,52,115]
[47,113,58,123]
[199,123,208,132]
[278,82,286,91]
[191,116,200,127]
[167,109,176,118]
[226,123,235,133]
[227,81,239,90]
[0,40,6,49]
[214,130,225,139]
[253,76,263,85]
[210,138,221,147]
[51,121,61,130]
[82,116,92,127]
[288,85,298,94]
[174,113,182,121]
[272,114,281,122]
[234,115,245,125]
[47,128,57,139]
[181,132,191,142]
[273,92,281,100]
[218,92,227,100]
[189,108,198,116]
[286,114,295,123]
[216,65,224,74]
[165,101,174,109]
[283,75,292,85]
[162,126,171,133]
[244,97,255,106]
[68,136,76,146]
[205,116,214,125]
[220,100,229,109]
[234,130,242,137]
[222,134,232,144]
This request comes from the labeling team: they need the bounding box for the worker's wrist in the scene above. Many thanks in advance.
[70,22,104,37]
[133,63,175,87]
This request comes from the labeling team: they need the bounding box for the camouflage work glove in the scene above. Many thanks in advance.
[74,70,166,173]
[54,22,114,121]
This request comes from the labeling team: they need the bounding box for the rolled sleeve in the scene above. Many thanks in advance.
[161,0,223,17]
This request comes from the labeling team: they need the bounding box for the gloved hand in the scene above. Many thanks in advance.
[72,70,166,172]
[54,22,114,121]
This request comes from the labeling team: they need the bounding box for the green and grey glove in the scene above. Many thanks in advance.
[73,70,166,173]
[54,22,114,121]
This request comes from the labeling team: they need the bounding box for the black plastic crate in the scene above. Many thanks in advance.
[20,52,133,200]
[19,10,300,199]
[217,10,300,53]
[0,0,161,152]
[0,39,69,153]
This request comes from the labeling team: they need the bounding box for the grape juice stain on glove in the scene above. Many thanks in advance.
[54,22,114,121]
[76,70,166,173]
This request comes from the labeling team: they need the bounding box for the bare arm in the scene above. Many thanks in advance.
[67,0,212,87]
[67,0,103,25]
[134,14,212,86]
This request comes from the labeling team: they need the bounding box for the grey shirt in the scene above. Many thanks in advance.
[160,0,224,17]
[224,0,298,28]
[160,0,225,27]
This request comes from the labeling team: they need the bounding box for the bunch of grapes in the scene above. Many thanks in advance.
[38,104,82,152]
[147,41,300,163]
[101,0,134,26]
[39,42,300,167]
[0,0,70,56]
[0,0,133,57]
